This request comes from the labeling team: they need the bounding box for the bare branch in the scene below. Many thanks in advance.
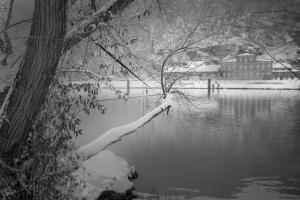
[4,0,14,28]
[0,19,31,34]
[166,62,206,93]
[160,32,218,96]
[1,0,15,66]
[248,10,300,17]
[90,38,153,89]
[179,0,213,48]
[62,0,135,54]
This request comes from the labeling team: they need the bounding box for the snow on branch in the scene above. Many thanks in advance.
[63,0,135,54]
[80,94,173,160]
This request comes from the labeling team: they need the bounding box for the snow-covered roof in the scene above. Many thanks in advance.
[165,62,220,73]
[236,53,256,56]
[221,53,257,62]
[222,54,279,63]
[272,62,293,69]
[272,63,298,72]
[272,69,298,73]
[256,57,272,61]
[187,60,205,67]
[221,55,236,62]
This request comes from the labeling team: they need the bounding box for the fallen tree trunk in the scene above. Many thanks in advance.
[80,94,173,160]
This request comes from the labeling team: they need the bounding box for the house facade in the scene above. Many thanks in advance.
[165,54,298,81]
[272,63,299,79]
[220,53,273,80]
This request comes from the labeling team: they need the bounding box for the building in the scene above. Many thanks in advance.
[272,63,299,79]
[165,54,299,81]
[165,61,220,80]
[220,53,273,80]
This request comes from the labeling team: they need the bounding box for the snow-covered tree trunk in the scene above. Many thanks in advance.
[80,94,173,160]
[0,0,67,154]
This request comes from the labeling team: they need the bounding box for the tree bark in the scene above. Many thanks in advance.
[0,0,67,154]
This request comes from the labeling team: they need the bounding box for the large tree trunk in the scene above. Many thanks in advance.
[0,0,67,154]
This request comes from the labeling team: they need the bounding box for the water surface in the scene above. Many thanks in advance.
[79,89,300,199]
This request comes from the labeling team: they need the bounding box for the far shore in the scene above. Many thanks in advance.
[65,79,300,90]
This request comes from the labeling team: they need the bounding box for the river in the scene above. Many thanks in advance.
[78,89,300,200]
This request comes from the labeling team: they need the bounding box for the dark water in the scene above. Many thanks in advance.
[79,89,300,199]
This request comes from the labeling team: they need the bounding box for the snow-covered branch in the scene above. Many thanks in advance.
[80,94,173,160]
[63,0,135,54]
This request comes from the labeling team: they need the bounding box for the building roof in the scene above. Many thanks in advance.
[165,61,220,73]
[273,69,298,73]
[255,57,272,62]
[272,63,298,72]
[221,55,236,62]
[272,62,293,69]
[221,53,257,62]
[236,53,256,56]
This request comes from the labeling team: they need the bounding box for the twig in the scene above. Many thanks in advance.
[90,37,153,89]
[1,0,15,66]
[0,19,31,34]
[248,10,300,17]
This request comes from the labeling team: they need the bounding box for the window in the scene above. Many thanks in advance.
[269,64,272,69]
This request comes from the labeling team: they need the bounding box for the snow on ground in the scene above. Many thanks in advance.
[75,150,136,199]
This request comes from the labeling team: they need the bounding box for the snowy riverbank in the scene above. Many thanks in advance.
[75,150,137,199]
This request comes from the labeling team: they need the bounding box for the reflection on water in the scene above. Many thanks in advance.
[78,90,300,199]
